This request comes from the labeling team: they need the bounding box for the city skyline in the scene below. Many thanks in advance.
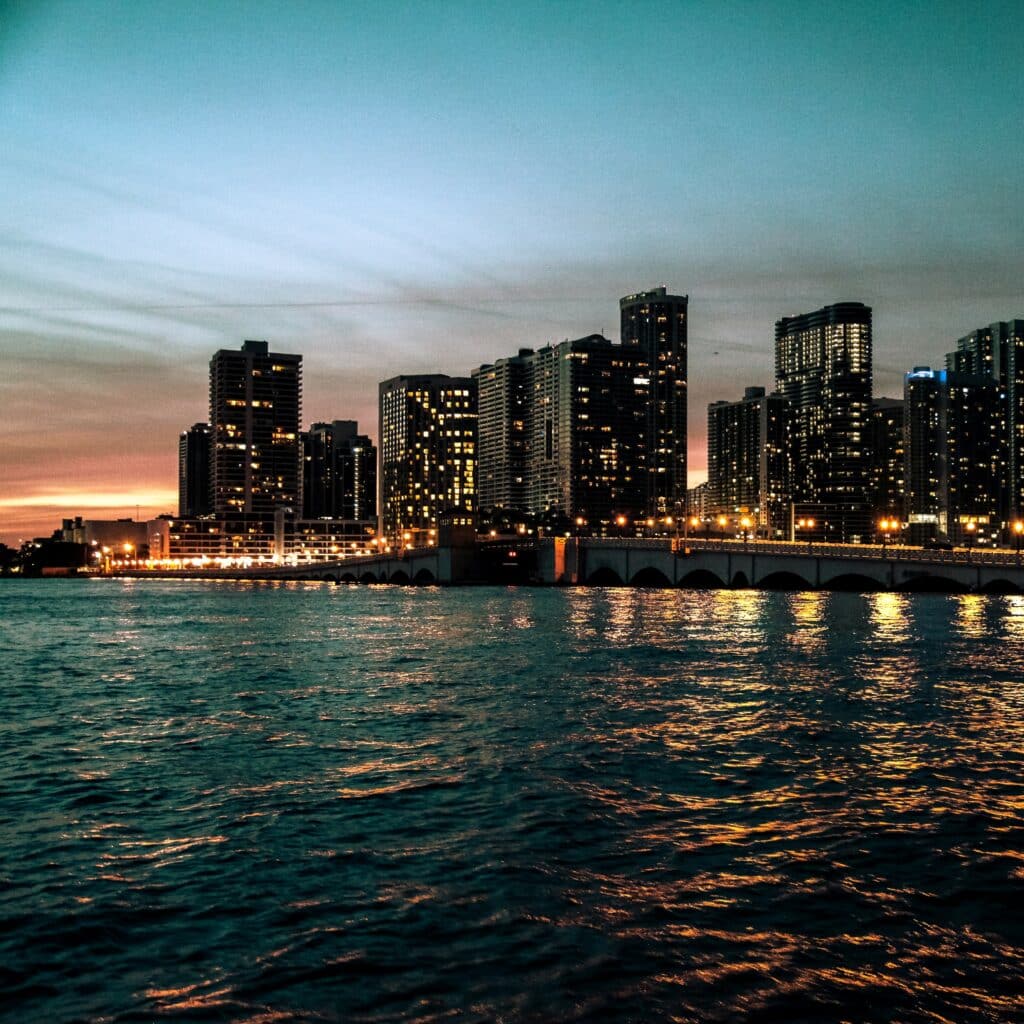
[3,1,1024,543]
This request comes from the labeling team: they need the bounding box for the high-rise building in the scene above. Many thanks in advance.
[868,398,905,521]
[524,334,647,531]
[301,420,376,521]
[473,350,532,514]
[620,288,688,517]
[904,367,1006,545]
[706,387,791,535]
[378,375,477,544]
[210,340,302,517]
[178,422,212,517]
[947,319,1024,520]
[775,302,872,541]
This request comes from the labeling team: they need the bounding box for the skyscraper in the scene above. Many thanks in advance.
[210,340,302,517]
[904,367,1006,545]
[707,387,791,536]
[473,350,532,514]
[868,398,905,521]
[947,319,1024,521]
[524,334,647,530]
[301,420,376,521]
[378,375,477,544]
[619,288,688,517]
[775,302,872,540]
[178,422,212,517]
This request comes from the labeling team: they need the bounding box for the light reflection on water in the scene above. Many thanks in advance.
[2,581,1024,1022]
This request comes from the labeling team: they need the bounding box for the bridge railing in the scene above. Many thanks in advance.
[671,537,1024,568]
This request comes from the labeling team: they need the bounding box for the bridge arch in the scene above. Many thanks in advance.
[630,566,672,588]
[978,578,1021,594]
[731,570,750,589]
[340,572,358,583]
[587,566,625,587]
[678,568,725,589]
[359,571,378,584]
[390,569,411,585]
[413,567,437,585]
[896,573,969,594]
[757,570,811,591]
[821,571,884,592]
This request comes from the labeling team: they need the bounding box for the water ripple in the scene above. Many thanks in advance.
[2,582,1024,1022]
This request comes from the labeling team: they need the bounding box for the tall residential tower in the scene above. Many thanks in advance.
[775,302,872,540]
[946,319,1024,521]
[378,375,477,544]
[620,288,688,517]
[178,422,212,517]
[301,420,376,521]
[473,351,532,515]
[209,340,302,517]
[707,387,791,536]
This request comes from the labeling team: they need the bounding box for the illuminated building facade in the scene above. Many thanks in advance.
[178,422,212,517]
[378,375,477,544]
[904,367,1006,545]
[947,319,1024,520]
[301,420,376,521]
[620,288,688,516]
[524,334,647,531]
[775,302,872,541]
[165,513,376,563]
[707,387,791,536]
[473,350,532,514]
[686,481,708,520]
[868,398,905,520]
[210,340,302,517]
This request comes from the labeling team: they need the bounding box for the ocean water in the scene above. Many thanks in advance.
[2,579,1024,1023]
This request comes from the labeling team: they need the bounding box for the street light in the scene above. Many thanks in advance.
[616,514,628,538]
[739,515,752,550]
[965,520,977,555]
[1015,520,1024,561]
[879,517,898,552]
[797,517,815,552]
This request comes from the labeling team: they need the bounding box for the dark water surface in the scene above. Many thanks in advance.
[2,580,1024,1023]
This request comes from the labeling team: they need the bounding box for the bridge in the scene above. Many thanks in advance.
[130,536,1024,593]
[541,537,1024,593]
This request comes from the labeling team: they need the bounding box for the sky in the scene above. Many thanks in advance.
[2,0,1023,544]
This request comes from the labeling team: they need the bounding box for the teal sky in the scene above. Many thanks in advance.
[2,0,1023,541]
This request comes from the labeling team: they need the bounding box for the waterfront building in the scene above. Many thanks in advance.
[60,517,169,564]
[178,422,213,517]
[301,420,376,521]
[209,340,302,517]
[524,335,647,532]
[164,513,376,564]
[620,287,688,517]
[904,367,1006,545]
[706,387,791,536]
[473,335,648,534]
[686,481,709,521]
[378,374,477,545]
[775,302,872,541]
[946,319,1024,521]
[868,398,905,522]
[473,350,533,516]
